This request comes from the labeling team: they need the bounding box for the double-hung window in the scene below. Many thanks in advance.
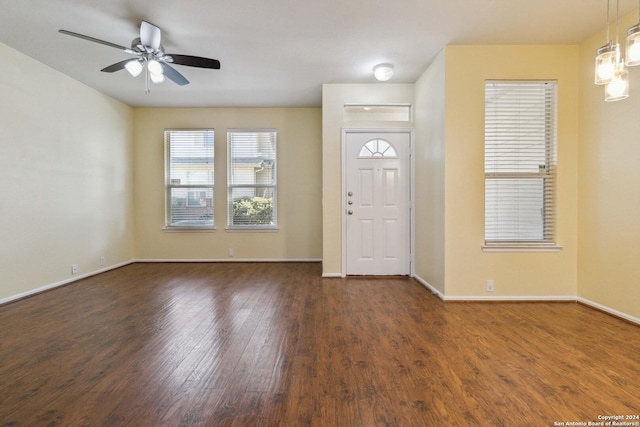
[484,81,557,248]
[227,129,277,229]
[164,129,215,230]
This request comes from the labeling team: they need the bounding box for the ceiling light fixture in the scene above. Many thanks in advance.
[373,63,394,81]
[595,0,635,101]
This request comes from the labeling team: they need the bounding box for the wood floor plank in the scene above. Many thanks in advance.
[1,262,640,426]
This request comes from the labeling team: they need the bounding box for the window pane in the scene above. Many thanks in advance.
[167,187,214,227]
[485,82,555,174]
[229,188,275,226]
[358,138,398,158]
[485,178,544,241]
[343,104,412,122]
[229,131,276,185]
[168,131,214,185]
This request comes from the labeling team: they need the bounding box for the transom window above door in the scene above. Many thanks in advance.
[358,138,398,158]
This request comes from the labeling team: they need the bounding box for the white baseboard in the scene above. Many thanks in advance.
[134,258,322,263]
[578,297,640,326]
[442,295,576,302]
[414,274,574,302]
[322,273,343,278]
[0,260,135,306]
[413,274,445,300]
[412,274,639,326]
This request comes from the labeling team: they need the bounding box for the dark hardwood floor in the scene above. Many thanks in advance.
[1,262,639,426]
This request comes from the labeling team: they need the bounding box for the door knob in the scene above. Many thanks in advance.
[348,210,353,215]
[348,201,353,205]
[348,192,353,196]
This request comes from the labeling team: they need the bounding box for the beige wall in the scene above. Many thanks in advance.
[441,45,580,298]
[133,108,322,260]
[0,42,134,302]
[414,50,446,294]
[578,11,640,320]
[321,84,415,276]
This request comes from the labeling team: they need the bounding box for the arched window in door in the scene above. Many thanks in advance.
[358,138,398,158]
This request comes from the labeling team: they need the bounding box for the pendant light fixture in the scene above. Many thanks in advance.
[627,0,640,66]
[595,44,619,85]
[605,0,629,101]
[595,43,619,85]
[595,0,631,101]
[605,62,629,101]
[595,0,619,85]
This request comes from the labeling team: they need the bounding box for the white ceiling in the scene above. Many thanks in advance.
[0,0,635,107]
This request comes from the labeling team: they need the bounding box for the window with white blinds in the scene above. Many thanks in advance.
[227,129,277,229]
[484,81,557,245]
[164,129,214,229]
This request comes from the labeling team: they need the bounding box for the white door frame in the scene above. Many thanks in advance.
[341,128,415,277]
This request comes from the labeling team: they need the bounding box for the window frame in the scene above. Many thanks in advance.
[482,80,561,252]
[358,138,399,158]
[226,129,278,231]
[164,129,215,232]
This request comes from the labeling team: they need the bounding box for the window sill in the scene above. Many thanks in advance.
[482,244,563,253]
[162,227,216,233]
[226,227,279,233]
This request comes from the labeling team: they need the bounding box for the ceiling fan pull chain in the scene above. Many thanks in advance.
[145,67,151,94]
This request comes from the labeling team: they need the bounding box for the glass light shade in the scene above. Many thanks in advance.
[595,43,619,85]
[149,71,165,84]
[626,24,640,66]
[605,63,629,101]
[147,59,164,76]
[124,59,143,77]
[373,64,394,81]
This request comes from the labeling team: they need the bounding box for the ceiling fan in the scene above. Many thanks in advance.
[59,21,221,92]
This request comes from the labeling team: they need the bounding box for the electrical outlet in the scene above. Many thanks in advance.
[99,256,105,266]
[228,248,234,257]
[486,280,495,292]
[71,264,78,275]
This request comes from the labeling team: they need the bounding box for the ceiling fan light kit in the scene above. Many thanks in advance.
[59,20,221,93]
[124,59,143,77]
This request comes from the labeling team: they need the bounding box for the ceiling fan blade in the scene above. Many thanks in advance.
[166,54,221,69]
[140,21,161,50]
[161,63,189,86]
[100,59,132,73]
[59,29,133,53]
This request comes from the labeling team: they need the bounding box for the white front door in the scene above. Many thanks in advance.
[344,131,411,275]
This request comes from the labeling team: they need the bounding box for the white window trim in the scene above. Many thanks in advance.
[163,227,217,233]
[225,228,279,233]
[482,243,563,253]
